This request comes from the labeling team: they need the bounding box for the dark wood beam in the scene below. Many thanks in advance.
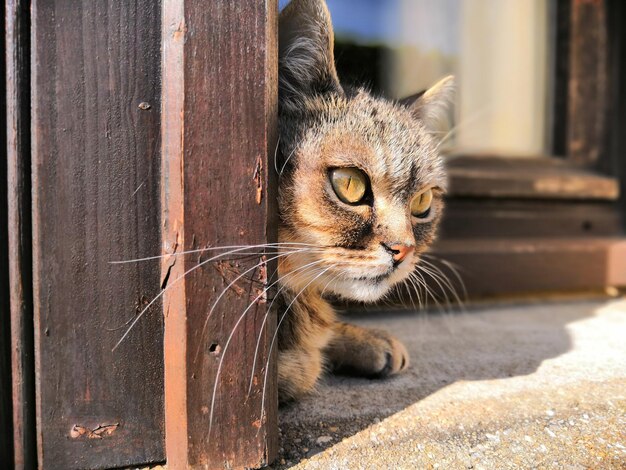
[1,1,14,466]
[31,1,165,467]
[161,0,279,468]
[430,238,623,299]
[567,0,608,167]
[446,155,618,200]
[6,0,36,467]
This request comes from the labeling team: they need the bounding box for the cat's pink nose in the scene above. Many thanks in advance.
[389,244,414,263]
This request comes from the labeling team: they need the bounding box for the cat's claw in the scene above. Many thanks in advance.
[325,323,410,378]
[375,335,409,377]
[376,352,395,377]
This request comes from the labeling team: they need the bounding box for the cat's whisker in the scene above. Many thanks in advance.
[273,135,281,174]
[400,279,412,310]
[418,262,457,300]
[111,245,318,351]
[418,259,465,311]
[207,260,330,442]
[405,272,423,310]
[410,271,429,310]
[410,271,425,309]
[207,262,333,441]
[103,313,139,332]
[320,269,343,298]
[416,271,440,312]
[403,274,422,310]
[403,279,415,310]
[393,283,402,307]
[435,104,493,151]
[192,248,319,364]
[411,270,446,314]
[279,144,298,175]
[246,258,330,396]
[109,242,325,264]
[428,263,466,312]
[257,264,336,436]
[416,260,458,311]
[422,254,468,302]
[418,265,450,312]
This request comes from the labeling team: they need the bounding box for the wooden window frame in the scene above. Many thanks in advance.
[426,0,626,299]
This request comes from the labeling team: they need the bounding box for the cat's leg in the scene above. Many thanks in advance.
[277,289,336,401]
[278,348,324,401]
[324,322,410,378]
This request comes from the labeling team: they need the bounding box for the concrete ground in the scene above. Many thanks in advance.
[273,298,626,469]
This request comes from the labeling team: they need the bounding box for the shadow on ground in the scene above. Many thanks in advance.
[272,299,606,467]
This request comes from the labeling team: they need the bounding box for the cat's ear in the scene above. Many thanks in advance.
[407,75,456,135]
[279,0,342,103]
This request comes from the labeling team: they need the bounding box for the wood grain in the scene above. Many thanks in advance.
[6,0,36,467]
[446,155,619,200]
[605,0,626,225]
[567,0,608,167]
[31,1,164,468]
[429,237,618,298]
[162,0,279,468]
[440,199,622,239]
[552,0,571,157]
[1,2,14,465]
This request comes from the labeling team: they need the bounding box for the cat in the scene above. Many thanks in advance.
[276,0,455,401]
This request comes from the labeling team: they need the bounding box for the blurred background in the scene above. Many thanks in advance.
[282,0,553,156]
[280,0,626,301]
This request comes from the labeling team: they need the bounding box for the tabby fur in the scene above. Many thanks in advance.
[276,0,454,401]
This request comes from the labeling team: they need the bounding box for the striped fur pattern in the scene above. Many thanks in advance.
[277,0,454,401]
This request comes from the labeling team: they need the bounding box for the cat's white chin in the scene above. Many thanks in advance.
[326,266,414,303]
[328,279,393,302]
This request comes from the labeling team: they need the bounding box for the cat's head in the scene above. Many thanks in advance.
[277,0,454,302]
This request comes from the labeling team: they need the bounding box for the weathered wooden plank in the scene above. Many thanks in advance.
[31,1,164,468]
[567,0,608,167]
[551,0,571,157]
[608,241,626,287]
[162,0,279,468]
[605,0,626,223]
[440,199,622,239]
[447,155,619,200]
[429,238,617,299]
[6,0,36,467]
[1,3,14,465]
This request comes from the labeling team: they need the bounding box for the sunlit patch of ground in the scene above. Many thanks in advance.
[275,299,626,469]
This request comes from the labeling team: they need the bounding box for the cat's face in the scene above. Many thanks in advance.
[277,0,453,302]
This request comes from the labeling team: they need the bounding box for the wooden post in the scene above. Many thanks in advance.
[567,0,608,167]
[6,0,36,467]
[1,2,13,465]
[30,1,165,467]
[162,0,279,468]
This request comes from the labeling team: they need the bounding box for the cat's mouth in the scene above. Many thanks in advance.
[324,263,414,302]
[350,271,394,283]
[338,254,418,288]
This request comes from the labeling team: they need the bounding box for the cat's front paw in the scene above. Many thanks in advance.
[373,332,410,377]
[325,322,410,378]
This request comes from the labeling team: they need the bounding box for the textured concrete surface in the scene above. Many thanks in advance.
[273,299,626,469]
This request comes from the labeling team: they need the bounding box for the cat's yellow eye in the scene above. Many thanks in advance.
[410,188,433,218]
[330,168,368,204]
